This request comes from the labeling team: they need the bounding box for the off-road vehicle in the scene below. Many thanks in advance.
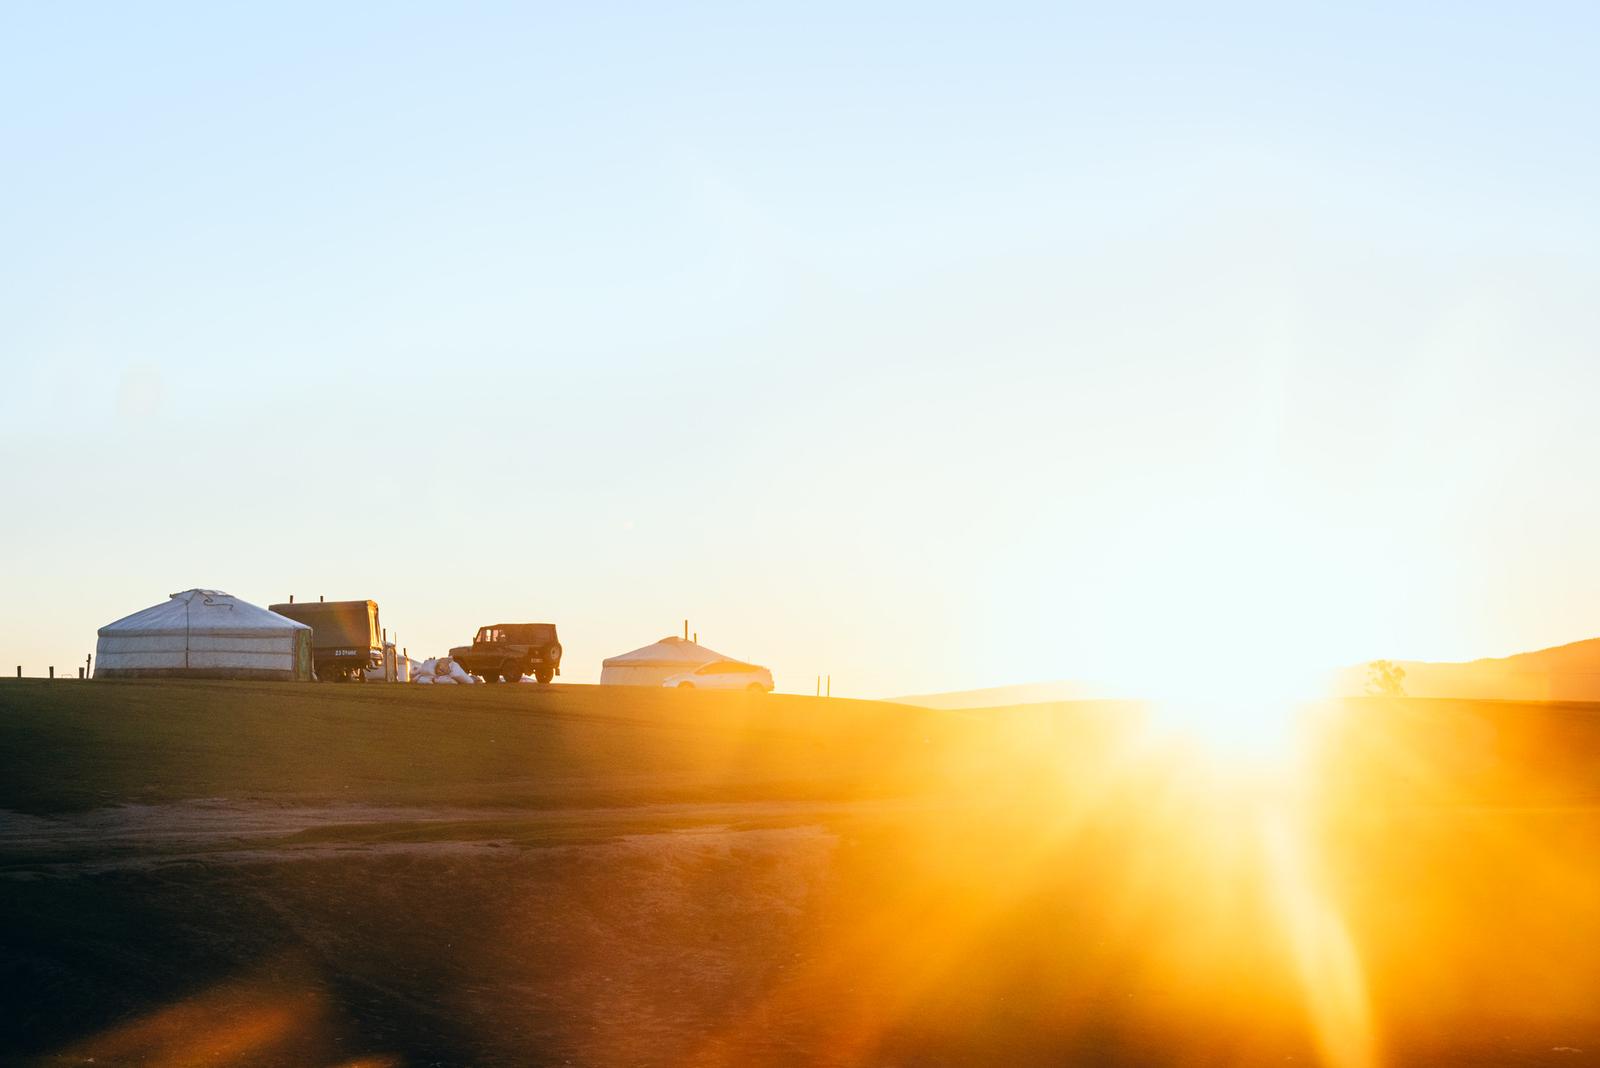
[450,623,562,684]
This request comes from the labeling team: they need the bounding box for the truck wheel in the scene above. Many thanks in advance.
[677,681,695,689]
[505,663,525,682]
[480,667,500,683]
[747,683,766,693]
[535,667,554,684]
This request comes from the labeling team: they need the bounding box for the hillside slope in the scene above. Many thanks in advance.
[891,680,1106,709]
[0,681,974,817]
[1336,637,1600,699]
[6,681,1600,1066]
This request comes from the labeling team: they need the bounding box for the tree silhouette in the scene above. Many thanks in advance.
[1365,659,1407,697]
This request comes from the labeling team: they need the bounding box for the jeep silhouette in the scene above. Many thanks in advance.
[449,623,562,684]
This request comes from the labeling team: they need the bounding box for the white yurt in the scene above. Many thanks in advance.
[95,589,313,681]
[600,635,729,687]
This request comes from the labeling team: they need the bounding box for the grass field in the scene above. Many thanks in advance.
[4,680,1600,1066]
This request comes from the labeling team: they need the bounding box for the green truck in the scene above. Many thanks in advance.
[268,599,383,682]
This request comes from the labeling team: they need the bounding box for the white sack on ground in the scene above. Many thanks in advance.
[408,655,477,684]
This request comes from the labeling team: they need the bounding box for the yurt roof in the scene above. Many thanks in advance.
[98,589,311,639]
[601,636,730,668]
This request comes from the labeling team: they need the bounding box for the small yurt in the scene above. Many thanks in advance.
[601,635,729,686]
[95,589,312,681]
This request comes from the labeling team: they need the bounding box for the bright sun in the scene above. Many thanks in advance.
[1110,625,1329,768]
[1144,691,1304,767]
[1079,511,1350,766]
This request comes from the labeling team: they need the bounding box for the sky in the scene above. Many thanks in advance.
[4,2,1600,697]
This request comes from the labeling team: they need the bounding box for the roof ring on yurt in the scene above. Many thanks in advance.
[94,589,313,681]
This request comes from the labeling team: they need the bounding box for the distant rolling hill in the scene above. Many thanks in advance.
[909,636,1600,706]
[1335,637,1600,700]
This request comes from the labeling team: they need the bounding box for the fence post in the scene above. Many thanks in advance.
[78,667,84,679]
[49,667,55,680]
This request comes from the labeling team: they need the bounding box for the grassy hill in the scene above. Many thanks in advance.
[0,680,972,817]
[891,680,1108,709]
[6,681,1600,1066]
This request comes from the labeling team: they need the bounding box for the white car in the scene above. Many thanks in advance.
[664,660,774,693]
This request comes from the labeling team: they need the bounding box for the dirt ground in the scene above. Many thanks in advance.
[5,681,1600,1066]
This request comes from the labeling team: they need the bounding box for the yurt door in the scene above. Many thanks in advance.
[294,629,312,681]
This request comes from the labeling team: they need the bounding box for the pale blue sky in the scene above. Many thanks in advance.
[5,3,1600,695]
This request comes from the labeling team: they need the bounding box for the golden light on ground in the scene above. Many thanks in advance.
[1053,688,1382,1068]
[46,962,336,1067]
[1260,805,1378,1068]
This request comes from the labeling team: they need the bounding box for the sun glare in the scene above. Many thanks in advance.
[1077,497,1361,755]
[1146,693,1303,768]
[1122,646,1326,771]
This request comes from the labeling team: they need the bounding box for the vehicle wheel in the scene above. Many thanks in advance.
[747,683,766,693]
[677,681,695,689]
[535,667,554,684]
[480,668,500,683]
